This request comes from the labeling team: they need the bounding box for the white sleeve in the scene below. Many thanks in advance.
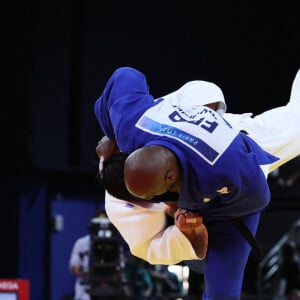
[224,69,300,173]
[105,192,201,265]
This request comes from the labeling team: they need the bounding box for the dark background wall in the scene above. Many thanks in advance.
[2,1,300,299]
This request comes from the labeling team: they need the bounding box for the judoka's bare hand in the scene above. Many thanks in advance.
[96,136,119,160]
[174,208,203,230]
[174,208,208,259]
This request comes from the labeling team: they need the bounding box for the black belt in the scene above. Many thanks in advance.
[231,218,263,259]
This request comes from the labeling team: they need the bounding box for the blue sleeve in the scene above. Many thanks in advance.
[94,67,149,140]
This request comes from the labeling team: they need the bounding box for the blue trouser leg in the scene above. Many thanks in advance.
[202,212,261,300]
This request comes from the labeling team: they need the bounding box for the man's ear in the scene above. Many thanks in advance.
[205,102,219,111]
[165,170,176,183]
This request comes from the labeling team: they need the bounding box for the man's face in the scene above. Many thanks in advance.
[133,182,173,201]
[125,169,176,200]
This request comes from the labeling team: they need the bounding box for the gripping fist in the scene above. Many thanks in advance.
[174,208,203,230]
[96,136,119,161]
[174,208,208,259]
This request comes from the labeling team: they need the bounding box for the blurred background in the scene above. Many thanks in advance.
[3,1,300,299]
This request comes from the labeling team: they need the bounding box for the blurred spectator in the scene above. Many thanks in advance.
[69,210,128,300]
[69,210,107,300]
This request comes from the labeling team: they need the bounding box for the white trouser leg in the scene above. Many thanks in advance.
[224,69,300,173]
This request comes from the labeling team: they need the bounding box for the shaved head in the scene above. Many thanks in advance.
[124,145,181,200]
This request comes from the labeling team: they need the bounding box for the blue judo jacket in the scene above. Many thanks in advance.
[94,67,278,221]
